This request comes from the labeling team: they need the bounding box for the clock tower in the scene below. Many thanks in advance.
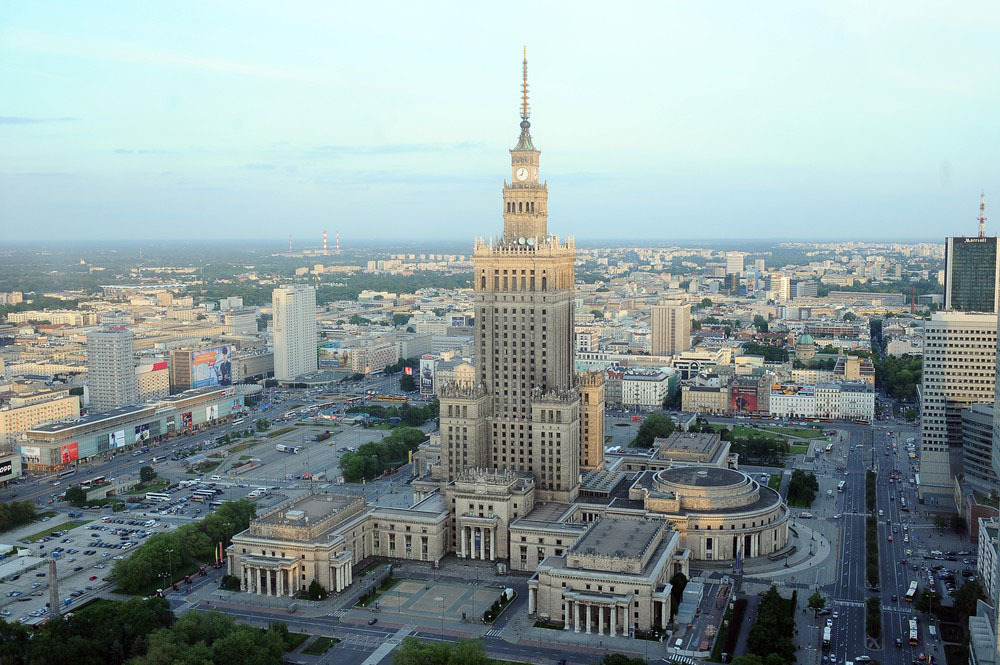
[502,48,548,243]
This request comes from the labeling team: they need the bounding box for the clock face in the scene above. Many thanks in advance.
[515,167,528,181]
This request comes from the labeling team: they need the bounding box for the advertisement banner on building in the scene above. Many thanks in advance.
[181,411,193,429]
[731,386,759,413]
[21,446,41,464]
[451,315,466,328]
[60,443,79,464]
[419,355,436,396]
[109,429,127,448]
[0,457,13,479]
[206,404,218,421]
[134,424,150,443]
[190,345,232,389]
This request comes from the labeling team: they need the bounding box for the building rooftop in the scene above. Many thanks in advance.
[655,432,720,459]
[572,518,662,560]
[656,465,744,488]
[256,493,356,526]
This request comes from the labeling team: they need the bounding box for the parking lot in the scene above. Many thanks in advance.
[0,516,170,626]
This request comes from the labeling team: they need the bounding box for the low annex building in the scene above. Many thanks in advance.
[529,517,686,636]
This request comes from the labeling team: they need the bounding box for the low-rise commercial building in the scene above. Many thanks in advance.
[0,389,81,447]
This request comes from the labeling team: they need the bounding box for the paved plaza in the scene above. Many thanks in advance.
[374,579,502,623]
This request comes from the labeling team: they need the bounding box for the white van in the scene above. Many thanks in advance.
[143,520,156,527]
[210,475,222,481]
[878,509,884,517]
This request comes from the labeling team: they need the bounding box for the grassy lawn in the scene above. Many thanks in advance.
[125,480,169,495]
[302,636,340,655]
[229,440,262,454]
[34,511,58,522]
[114,560,203,596]
[23,520,91,542]
[768,474,782,490]
[284,632,309,651]
[788,444,810,455]
[762,426,826,439]
[267,427,295,438]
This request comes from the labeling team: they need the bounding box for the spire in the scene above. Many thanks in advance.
[514,46,536,151]
[979,190,987,238]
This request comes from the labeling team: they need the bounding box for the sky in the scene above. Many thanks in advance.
[2,1,999,244]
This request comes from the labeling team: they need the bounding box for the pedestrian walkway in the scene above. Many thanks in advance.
[360,625,412,665]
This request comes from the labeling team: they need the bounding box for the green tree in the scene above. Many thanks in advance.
[400,373,417,392]
[670,572,688,617]
[807,591,826,610]
[604,655,647,665]
[953,580,986,620]
[631,414,676,447]
[903,408,917,422]
[843,312,858,321]
[64,486,88,507]
[731,654,765,665]
[915,588,941,615]
[753,314,769,332]
[255,418,271,432]
[140,465,156,483]
[307,580,328,600]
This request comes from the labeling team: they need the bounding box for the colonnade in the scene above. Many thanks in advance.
[241,564,295,597]
[459,524,496,561]
[562,598,631,636]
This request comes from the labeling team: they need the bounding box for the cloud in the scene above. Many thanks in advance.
[309,141,485,156]
[0,116,78,125]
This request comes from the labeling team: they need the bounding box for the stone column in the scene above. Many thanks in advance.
[597,605,604,635]
[564,600,570,628]
[610,604,617,637]
[528,587,535,615]
[490,528,496,561]
[461,525,468,558]
[479,527,486,560]
[277,570,283,597]
[346,563,352,588]
[256,567,262,595]
[337,565,344,592]
[575,601,582,632]
[585,604,591,634]
[661,599,668,629]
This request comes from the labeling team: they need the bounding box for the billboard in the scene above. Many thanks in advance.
[134,424,150,444]
[419,355,436,396]
[60,443,79,465]
[451,315,467,328]
[0,457,13,479]
[190,345,232,389]
[109,429,127,448]
[731,386,759,413]
[181,411,193,430]
[21,446,41,464]
[206,404,218,421]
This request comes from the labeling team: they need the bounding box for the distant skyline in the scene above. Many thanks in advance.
[2,2,999,242]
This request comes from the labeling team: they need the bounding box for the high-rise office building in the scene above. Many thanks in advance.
[272,284,318,381]
[650,301,691,355]
[86,324,138,411]
[438,52,600,503]
[726,252,745,276]
[944,195,998,313]
[919,311,996,504]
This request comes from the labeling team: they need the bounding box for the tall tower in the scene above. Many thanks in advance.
[272,285,318,381]
[440,49,581,502]
[86,323,138,412]
[944,194,999,313]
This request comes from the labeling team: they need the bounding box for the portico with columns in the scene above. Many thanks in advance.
[239,555,301,597]
[457,514,499,561]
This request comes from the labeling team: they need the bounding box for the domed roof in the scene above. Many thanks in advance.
[796,333,815,346]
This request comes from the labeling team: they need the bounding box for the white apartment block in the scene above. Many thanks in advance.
[977,517,999,602]
[272,285,318,381]
[86,325,139,411]
[919,312,996,503]
[768,383,874,421]
[621,371,671,410]
[224,308,258,335]
[0,391,80,446]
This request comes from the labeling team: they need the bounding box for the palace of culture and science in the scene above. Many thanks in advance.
[227,54,788,636]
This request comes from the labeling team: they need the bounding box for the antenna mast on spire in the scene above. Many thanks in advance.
[521,46,529,121]
[979,191,987,238]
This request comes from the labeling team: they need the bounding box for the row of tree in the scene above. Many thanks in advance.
[347,400,439,427]
[338,427,428,482]
[741,341,789,363]
[108,500,256,594]
[744,585,797,665]
[392,638,645,665]
[0,597,300,665]
[873,353,922,401]
[0,500,37,534]
[865,470,879,588]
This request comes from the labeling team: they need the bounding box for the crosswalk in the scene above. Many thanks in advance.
[484,628,504,638]
[330,609,348,618]
[665,656,696,665]
[833,599,865,608]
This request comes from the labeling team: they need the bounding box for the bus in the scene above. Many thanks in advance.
[837,481,846,493]
[825,443,834,454]
[58,469,77,479]
[908,617,919,645]
[80,475,106,489]
[192,489,218,502]
[905,581,918,602]
[145,492,171,502]
[822,625,831,649]
[375,395,407,403]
